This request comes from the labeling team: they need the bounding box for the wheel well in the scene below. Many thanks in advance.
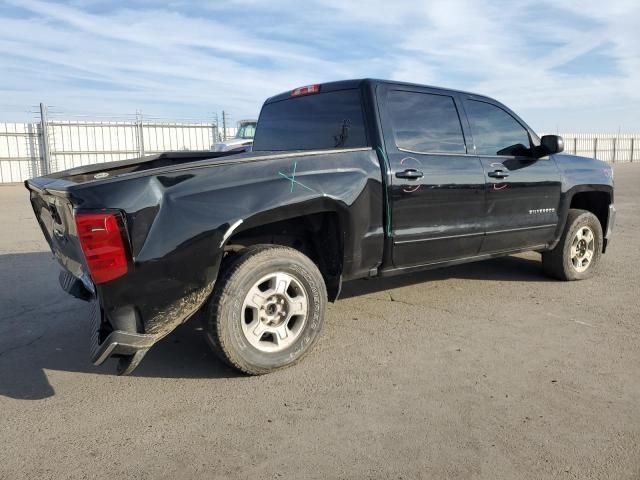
[570,191,611,232]
[224,212,343,301]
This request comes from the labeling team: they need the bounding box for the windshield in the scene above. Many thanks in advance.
[252,88,368,151]
[235,122,257,140]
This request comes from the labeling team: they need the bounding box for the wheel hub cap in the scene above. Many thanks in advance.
[570,226,595,273]
[241,272,308,353]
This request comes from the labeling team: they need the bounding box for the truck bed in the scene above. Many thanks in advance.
[26,150,239,192]
[24,146,384,372]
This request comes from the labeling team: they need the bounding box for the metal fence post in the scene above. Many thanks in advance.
[630,138,635,163]
[136,111,145,157]
[593,137,598,160]
[39,102,51,175]
[222,110,227,141]
[212,113,219,142]
[573,137,577,155]
[612,137,616,163]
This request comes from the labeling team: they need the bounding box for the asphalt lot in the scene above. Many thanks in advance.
[1,165,639,480]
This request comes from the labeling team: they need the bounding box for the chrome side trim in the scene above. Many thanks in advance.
[485,224,557,235]
[397,147,470,157]
[394,231,483,245]
[394,224,556,245]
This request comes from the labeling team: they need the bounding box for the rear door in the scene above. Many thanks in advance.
[377,84,486,267]
[460,97,562,253]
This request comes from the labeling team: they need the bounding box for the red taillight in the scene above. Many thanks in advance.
[75,212,128,284]
[291,84,321,97]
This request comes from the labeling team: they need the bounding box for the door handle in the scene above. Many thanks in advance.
[396,169,424,180]
[487,169,509,179]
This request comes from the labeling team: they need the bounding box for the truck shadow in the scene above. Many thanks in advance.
[0,251,549,400]
[0,252,239,400]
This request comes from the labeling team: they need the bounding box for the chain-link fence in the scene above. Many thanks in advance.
[0,104,239,183]
[1,105,638,183]
[0,122,43,183]
[552,133,640,164]
[45,120,220,174]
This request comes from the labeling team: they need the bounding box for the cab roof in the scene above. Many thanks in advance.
[263,78,492,105]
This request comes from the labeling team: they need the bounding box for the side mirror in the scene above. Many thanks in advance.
[540,135,564,155]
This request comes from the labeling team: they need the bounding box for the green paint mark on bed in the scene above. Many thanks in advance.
[278,160,315,193]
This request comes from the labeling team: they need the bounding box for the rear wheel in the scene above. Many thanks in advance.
[542,209,603,280]
[205,245,327,375]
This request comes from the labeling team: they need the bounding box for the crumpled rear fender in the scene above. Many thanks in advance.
[71,148,384,338]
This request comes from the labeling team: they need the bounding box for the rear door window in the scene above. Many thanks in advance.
[386,90,467,154]
[253,89,367,151]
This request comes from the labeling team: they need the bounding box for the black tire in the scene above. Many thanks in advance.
[205,245,327,375]
[542,209,603,281]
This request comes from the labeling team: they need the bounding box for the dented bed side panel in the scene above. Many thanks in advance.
[45,148,383,338]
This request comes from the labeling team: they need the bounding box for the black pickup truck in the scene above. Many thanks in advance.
[26,79,615,375]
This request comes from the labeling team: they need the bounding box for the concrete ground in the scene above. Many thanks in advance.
[1,165,639,480]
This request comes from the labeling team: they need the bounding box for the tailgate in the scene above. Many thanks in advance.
[25,179,93,292]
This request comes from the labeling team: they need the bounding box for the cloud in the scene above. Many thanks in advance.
[0,0,638,131]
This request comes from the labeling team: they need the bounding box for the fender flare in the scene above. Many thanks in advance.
[548,184,613,251]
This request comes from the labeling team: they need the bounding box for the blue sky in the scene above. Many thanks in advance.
[0,0,638,132]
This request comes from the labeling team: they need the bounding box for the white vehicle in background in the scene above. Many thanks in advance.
[212,119,257,152]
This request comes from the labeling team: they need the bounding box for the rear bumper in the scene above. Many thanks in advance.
[59,270,93,301]
[60,271,157,368]
[89,302,156,367]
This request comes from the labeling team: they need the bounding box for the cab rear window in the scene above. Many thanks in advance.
[252,89,368,151]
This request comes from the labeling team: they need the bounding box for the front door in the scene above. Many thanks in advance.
[378,85,486,267]
[461,97,562,252]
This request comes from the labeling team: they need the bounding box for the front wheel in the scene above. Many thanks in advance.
[205,245,327,375]
[542,209,603,281]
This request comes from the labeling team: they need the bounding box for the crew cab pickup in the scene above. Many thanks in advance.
[26,79,615,375]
